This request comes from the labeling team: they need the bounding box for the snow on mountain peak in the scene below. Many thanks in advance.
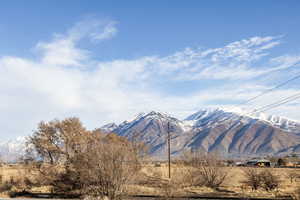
[0,136,27,162]
[122,111,172,125]
[133,111,175,122]
[185,107,300,132]
[100,123,118,133]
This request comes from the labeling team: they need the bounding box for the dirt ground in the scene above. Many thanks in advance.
[1,164,300,199]
[128,164,300,199]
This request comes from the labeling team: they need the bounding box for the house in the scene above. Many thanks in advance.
[246,159,271,167]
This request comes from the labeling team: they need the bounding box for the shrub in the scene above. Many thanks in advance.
[180,151,228,189]
[0,181,13,193]
[260,170,280,191]
[241,168,262,191]
[242,168,281,191]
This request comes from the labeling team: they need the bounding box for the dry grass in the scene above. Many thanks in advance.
[1,164,300,199]
[130,164,300,199]
[0,164,49,198]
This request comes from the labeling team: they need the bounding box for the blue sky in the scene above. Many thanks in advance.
[1,1,300,140]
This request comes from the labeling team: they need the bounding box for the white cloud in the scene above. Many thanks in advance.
[144,36,285,80]
[36,18,117,67]
[37,37,88,67]
[1,19,300,140]
[270,54,300,70]
[90,21,118,41]
[68,18,118,42]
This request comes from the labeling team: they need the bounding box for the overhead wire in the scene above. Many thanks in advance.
[237,71,300,106]
[246,92,300,115]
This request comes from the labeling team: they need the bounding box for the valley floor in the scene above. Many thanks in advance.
[0,164,299,199]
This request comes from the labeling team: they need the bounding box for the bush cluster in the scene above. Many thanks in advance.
[241,168,280,191]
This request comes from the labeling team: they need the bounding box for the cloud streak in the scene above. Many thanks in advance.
[1,18,300,140]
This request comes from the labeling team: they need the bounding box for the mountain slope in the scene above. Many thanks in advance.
[2,108,300,162]
[103,108,300,158]
[184,108,300,154]
[111,111,191,157]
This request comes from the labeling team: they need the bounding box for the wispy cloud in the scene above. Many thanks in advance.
[68,18,118,42]
[153,36,284,80]
[1,18,300,139]
[36,18,117,67]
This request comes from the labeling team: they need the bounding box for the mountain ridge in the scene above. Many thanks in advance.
[101,108,300,158]
[1,108,300,162]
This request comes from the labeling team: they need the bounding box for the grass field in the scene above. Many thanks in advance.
[1,164,300,199]
[130,164,300,199]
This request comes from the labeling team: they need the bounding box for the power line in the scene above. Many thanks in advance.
[167,122,171,179]
[246,92,300,116]
[254,92,300,112]
[238,71,300,106]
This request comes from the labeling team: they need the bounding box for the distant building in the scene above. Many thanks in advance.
[235,161,245,166]
[277,157,300,167]
[246,159,271,167]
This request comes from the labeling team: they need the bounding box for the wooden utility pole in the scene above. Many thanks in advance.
[167,122,171,179]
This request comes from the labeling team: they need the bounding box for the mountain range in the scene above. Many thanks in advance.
[0,137,26,162]
[101,108,300,159]
[1,108,300,162]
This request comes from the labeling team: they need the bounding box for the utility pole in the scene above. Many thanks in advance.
[167,122,171,179]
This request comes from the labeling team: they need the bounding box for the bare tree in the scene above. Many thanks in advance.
[27,117,89,165]
[27,117,143,199]
[241,168,281,192]
[180,150,228,189]
[241,168,262,191]
[260,169,280,191]
[26,117,89,194]
[73,133,141,200]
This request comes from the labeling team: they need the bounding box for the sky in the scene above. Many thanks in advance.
[1,0,300,140]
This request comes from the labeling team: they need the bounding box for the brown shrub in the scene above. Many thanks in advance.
[260,170,280,192]
[241,168,281,192]
[241,168,262,191]
[180,151,228,189]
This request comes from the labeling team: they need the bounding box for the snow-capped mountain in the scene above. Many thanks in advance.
[2,108,300,161]
[0,137,26,162]
[112,111,190,155]
[103,108,300,158]
[251,113,300,133]
[100,122,118,133]
[186,107,300,133]
[182,108,300,156]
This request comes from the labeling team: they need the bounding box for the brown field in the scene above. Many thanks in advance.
[131,164,300,198]
[1,164,300,199]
